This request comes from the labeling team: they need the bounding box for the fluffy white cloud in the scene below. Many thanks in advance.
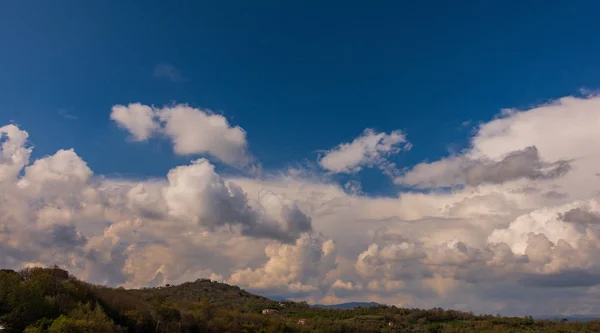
[163,158,311,242]
[18,149,92,193]
[110,103,157,141]
[0,124,309,288]
[319,128,409,174]
[163,158,253,227]
[227,234,337,296]
[6,94,600,316]
[0,124,31,181]
[397,96,600,193]
[111,103,250,165]
[157,105,248,164]
[332,279,363,291]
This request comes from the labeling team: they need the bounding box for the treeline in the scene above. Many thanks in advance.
[1,266,600,332]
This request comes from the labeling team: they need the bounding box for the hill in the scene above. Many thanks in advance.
[129,278,280,312]
[2,266,600,332]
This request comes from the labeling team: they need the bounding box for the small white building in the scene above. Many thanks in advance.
[262,309,279,315]
[297,318,307,325]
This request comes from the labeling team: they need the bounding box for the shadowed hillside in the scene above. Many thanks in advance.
[128,278,280,312]
[2,267,600,332]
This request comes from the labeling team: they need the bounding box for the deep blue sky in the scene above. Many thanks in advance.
[2,1,600,194]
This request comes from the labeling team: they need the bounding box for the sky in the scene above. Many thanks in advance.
[2,0,600,316]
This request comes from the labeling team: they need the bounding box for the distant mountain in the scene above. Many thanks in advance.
[312,301,381,309]
[534,315,599,322]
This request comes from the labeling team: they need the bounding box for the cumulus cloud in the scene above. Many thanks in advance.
[163,158,311,243]
[398,96,600,194]
[42,225,87,250]
[163,158,255,228]
[469,146,572,184]
[19,149,92,189]
[227,234,337,296]
[397,146,572,188]
[558,207,600,225]
[110,103,157,141]
[255,189,313,241]
[332,279,363,291]
[111,103,250,165]
[157,105,249,164]
[319,129,409,174]
[0,124,31,181]
[6,94,600,316]
[0,124,310,289]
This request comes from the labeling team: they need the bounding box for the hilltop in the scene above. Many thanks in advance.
[129,278,280,312]
[2,267,600,332]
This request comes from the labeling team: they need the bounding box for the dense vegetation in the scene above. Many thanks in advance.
[2,267,600,332]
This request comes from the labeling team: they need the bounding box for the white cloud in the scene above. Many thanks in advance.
[163,158,312,243]
[319,129,409,174]
[20,149,92,187]
[111,103,250,166]
[110,103,157,141]
[332,279,363,291]
[0,124,309,288]
[0,124,31,182]
[227,234,337,296]
[157,105,249,165]
[163,158,253,227]
[6,94,600,315]
[397,96,600,193]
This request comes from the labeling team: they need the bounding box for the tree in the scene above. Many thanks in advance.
[47,302,122,333]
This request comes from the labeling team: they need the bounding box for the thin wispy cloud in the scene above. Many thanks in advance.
[153,62,185,82]
[58,109,78,120]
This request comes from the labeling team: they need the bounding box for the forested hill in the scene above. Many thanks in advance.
[2,267,600,332]
[128,277,280,312]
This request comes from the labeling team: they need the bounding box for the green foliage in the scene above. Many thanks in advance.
[47,312,121,333]
[2,266,600,332]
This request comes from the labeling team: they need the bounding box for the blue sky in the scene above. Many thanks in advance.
[5,1,600,315]
[3,1,600,194]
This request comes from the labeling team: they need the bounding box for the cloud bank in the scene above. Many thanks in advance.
[3,95,600,316]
